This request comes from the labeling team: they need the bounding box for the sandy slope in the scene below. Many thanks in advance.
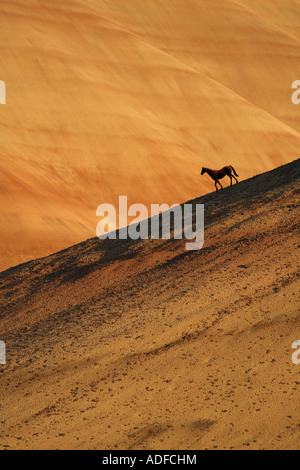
[1,0,300,270]
[0,159,299,450]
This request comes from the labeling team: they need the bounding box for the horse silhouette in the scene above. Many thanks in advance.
[201,165,239,192]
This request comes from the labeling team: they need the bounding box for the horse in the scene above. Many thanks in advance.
[201,165,239,192]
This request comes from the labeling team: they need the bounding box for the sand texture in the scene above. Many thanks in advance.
[0,159,299,450]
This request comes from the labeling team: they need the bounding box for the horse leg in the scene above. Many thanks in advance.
[215,179,223,191]
[229,175,233,187]
[232,175,238,184]
[215,180,218,192]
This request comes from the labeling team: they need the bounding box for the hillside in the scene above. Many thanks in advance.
[0,159,299,450]
[1,0,300,270]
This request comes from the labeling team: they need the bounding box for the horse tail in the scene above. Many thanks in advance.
[230,165,239,177]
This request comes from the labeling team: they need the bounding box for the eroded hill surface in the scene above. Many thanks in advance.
[0,159,299,449]
[1,0,300,270]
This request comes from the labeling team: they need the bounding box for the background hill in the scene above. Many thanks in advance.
[1,0,300,270]
[0,159,299,450]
